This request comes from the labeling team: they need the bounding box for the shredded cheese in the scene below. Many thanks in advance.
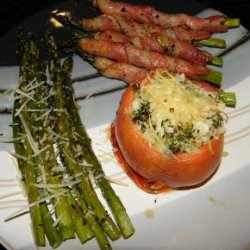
[38,163,47,187]
[18,113,39,155]
[0,179,18,187]
[0,136,25,143]
[35,109,51,122]
[24,81,45,92]
[52,214,63,227]
[131,70,225,154]
[32,145,50,158]
[0,191,23,200]
[105,176,129,187]
[0,200,27,207]
[4,190,67,222]
[14,99,30,117]
[8,151,28,161]
[14,89,36,102]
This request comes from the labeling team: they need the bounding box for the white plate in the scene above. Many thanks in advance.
[0,6,250,250]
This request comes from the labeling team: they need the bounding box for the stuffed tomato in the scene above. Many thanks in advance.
[113,70,225,192]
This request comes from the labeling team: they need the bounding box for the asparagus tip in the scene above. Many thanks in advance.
[196,38,226,49]
[201,69,222,86]
[219,92,236,107]
[209,56,223,67]
[225,18,240,28]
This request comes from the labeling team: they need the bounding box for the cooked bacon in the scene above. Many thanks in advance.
[151,13,227,33]
[155,34,213,65]
[81,14,159,36]
[93,58,222,94]
[94,30,213,65]
[94,57,148,83]
[165,26,211,42]
[94,30,130,43]
[193,80,222,93]
[92,0,228,33]
[81,14,211,42]
[77,38,210,77]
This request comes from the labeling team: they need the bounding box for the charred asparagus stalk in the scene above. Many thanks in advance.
[72,187,112,249]
[11,32,136,249]
[13,35,54,247]
[24,39,76,242]
[66,191,95,244]
[47,34,122,241]
[14,34,93,248]
[48,39,114,249]
[61,56,135,239]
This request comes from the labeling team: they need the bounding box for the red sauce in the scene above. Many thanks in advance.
[110,123,172,194]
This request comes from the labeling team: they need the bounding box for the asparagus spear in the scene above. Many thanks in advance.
[196,38,226,48]
[24,39,76,242]
[201,69,222,86]
[52,47,113,249]
[61,57,135,239]
[15,114,46,247]
[225,18,240,28]
[12,33,137,249]
[66,191,95,244]
[13,35,46,247]
[47,33,121,241]
[72,187,112,249]
[197,19,240,48]
[30,37,106,245]
[40,203,62,249]
[209,56,223,67]
[14,34,75,248]
[219,92,236,107]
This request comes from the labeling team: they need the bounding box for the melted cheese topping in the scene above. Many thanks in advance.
[131,71,225,154]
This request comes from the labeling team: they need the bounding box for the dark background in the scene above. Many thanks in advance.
[0,0,249,38]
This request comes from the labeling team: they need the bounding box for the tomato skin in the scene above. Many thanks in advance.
[114,84,224,189]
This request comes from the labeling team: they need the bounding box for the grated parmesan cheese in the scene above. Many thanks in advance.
[4,190,67,222]
[131,71,225,154]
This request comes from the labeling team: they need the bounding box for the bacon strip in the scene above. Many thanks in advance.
[164,26,210,42]
[93,58,221,94]
[94,31,130,44]
[81,14,211,42]
[94,57,148,83]
[81,14,161,36]
[77,38,210,77]
[94,30,213,65]
[92,0,228,33]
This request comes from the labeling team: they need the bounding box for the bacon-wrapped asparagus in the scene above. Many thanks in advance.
[93,57,235,106]
[165,26,211,43]
[82,14,211,42]
[93,56,148,83]
[78,38,208,74]
[80,14,228,48]
[77,38,222,85]
[58,13,220,65]
[92,0,239,32]
[57,13,222,66]
[94,30,219,66]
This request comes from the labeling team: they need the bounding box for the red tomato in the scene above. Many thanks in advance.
[113,82,224,190]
